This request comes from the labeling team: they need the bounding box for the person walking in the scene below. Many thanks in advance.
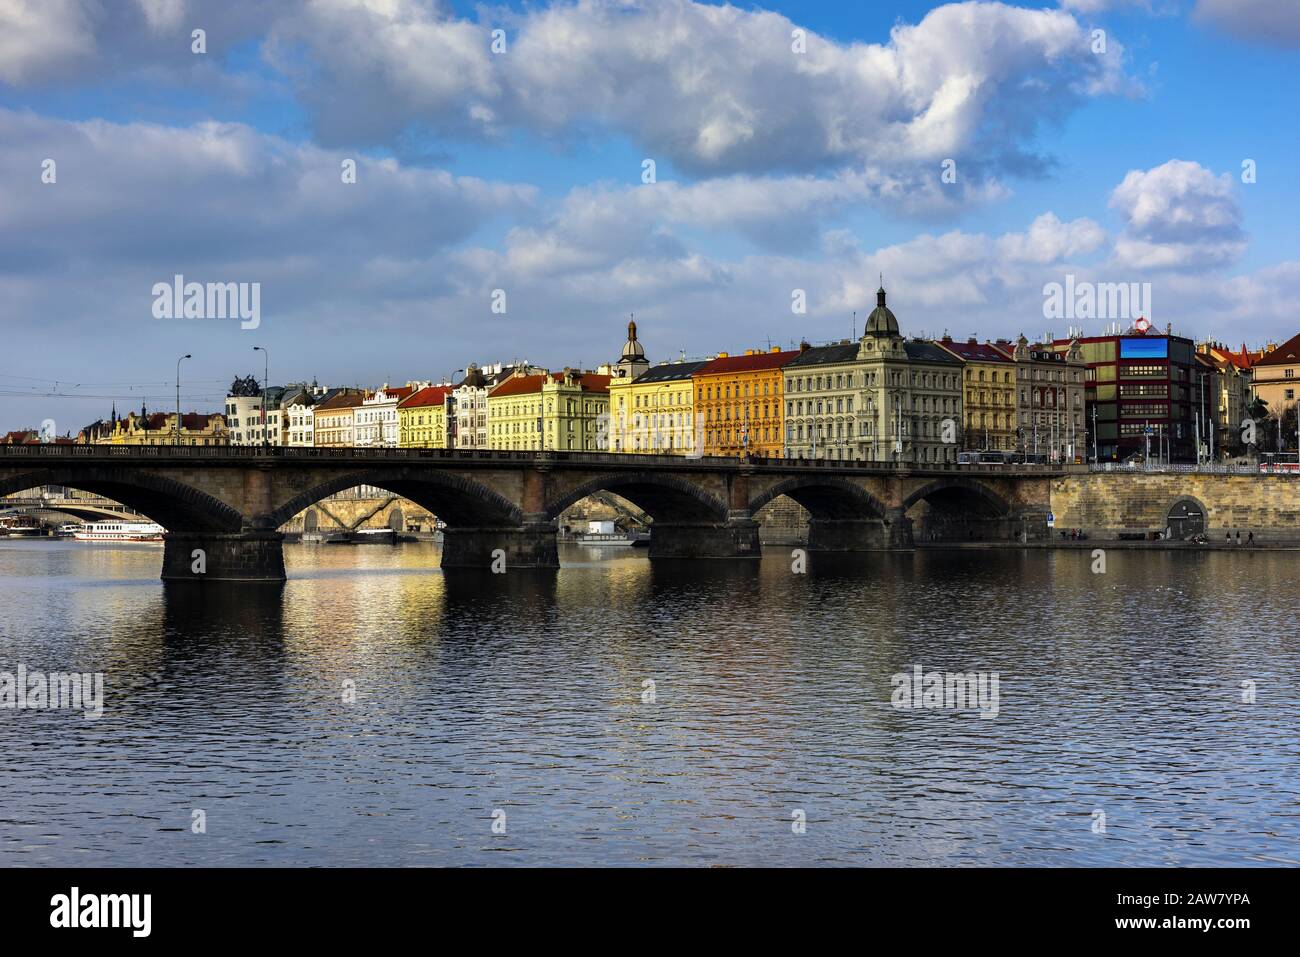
[1247,531,1255,546]
[1225,530,1232,544]
[1236,530,1241,546]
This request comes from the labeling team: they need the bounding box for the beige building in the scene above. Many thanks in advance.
[783,288,962,463]
[1018,335,1088,462]
[1251,332,1300,416]
[936,337,1017,452]
[312,391,366,447]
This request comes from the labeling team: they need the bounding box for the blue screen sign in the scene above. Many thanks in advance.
[1120,337,1168,359]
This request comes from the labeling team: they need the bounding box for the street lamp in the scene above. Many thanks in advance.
[253,345,269,447]
[175,354,191,445]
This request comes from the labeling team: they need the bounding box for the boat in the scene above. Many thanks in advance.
[73,520,165,542]
[56,524,83,538]
[302,530,352,544]
[1,515,43,537]
[354,527,396,544]
[573,521,650,547]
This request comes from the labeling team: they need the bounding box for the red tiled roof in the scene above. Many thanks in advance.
[695,350,800,375]
[489,373,550,398]
[567,372,610,393]
[400,385,453,408]
[371,385,416,401]
[1254,332,1300,367]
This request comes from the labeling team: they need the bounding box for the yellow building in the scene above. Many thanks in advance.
[488,368,612,451]
[610,359,708,454]
[398,385,453,448]
[936,336,1018,451]
[695,348,798,458]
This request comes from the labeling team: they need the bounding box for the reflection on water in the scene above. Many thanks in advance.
[1,538,1297,866]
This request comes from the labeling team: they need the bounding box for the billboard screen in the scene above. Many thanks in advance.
[1119,337,1168,359]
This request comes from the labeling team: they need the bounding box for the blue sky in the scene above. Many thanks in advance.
[1,0,1298,432]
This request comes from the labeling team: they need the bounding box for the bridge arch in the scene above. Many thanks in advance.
[902,477,1012,517]
[545,473,728,524]
[747,476,888,521]
[267,468,524,530]
[0,468,243,532]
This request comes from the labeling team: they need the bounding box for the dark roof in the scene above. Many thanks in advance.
[904,341,962,365]
[864,287,899,336]
[314,391,366,411]
[633,360,710,383]
[935,339,1012,363]
[695,350,800,376]
[1254,332,1300,367]
[785,343,860,368]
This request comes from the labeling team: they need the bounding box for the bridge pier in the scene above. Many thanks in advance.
[648,518,761,559]
[884,507,914,548]
[806,518,892,551]
[439,521,559,569]
[161,530,286,582]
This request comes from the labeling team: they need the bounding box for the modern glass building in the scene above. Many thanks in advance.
[1053,325,1197,462]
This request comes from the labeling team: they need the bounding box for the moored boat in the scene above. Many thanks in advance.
[73,520,165,542]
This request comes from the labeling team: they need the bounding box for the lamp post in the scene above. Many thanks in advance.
[175,354,191,445]
[253,345,269,448]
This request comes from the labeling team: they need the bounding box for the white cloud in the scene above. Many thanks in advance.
[0,0,97,85]
[0,0,1134,186]
[1109,159,1245,270]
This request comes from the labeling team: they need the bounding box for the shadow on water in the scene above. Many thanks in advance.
[160,580,288,664]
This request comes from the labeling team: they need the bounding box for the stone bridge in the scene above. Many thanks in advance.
[0,445,1057,581]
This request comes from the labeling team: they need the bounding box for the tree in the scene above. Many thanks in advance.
[229,374,261,397]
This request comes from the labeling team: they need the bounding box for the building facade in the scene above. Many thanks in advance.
[398,385,453,448]
[936,337,1017,452]
[782,342,863,460]
[105,410,227,446]
[487,372,549,450]
[1251,332,1300,419]
[611,359,707,454]
[1052,323,1193,462]
[696,348,797,458]
[542,368,610,452]
[312,391,366,447]
[356,384,421,448]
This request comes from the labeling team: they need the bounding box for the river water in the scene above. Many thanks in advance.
[1,538,1296,866]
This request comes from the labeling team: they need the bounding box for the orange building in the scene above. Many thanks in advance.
[694,348,799,458]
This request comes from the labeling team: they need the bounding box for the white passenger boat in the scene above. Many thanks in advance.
[73,521,165,542]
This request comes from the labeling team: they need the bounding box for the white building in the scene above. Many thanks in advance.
[356,382,426,447]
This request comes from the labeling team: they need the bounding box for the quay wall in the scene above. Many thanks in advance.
[1049,472,1300,541]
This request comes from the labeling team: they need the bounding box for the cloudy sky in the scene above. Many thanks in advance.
[1,0,1297,432]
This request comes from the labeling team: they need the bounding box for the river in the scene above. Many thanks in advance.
[1,539,1296,866]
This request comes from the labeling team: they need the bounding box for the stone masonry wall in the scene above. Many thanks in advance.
[1050,472,1300,540]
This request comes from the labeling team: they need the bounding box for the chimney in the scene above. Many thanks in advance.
[771,346,781,353]
[799,340,811,353]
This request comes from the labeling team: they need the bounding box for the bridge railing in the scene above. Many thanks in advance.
[0,443,1066,475]
[1088,462,1297,476]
